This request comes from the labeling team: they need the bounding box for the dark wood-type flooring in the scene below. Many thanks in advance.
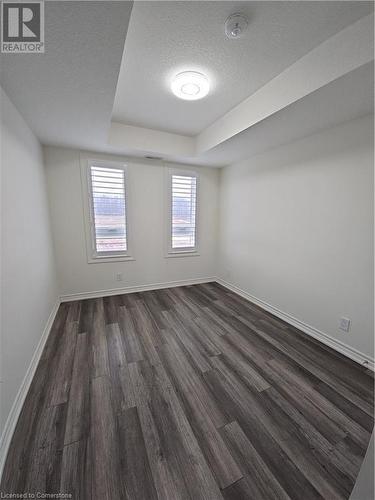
[1,283,374,499]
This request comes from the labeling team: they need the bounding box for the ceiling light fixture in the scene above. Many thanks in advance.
[171,71,209,100]
[225,13,248,39]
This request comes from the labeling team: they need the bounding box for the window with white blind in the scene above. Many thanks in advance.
[85,162,130,261]
[167,169,198,254]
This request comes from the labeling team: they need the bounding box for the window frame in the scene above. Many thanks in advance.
[165,167,199,258]
[82,159,134,264]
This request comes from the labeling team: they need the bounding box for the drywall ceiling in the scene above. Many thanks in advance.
[0,1,133,150]
[108,10,373,165]
[186,62,375,167]
[107,62,374,167]
[113,0,373,136]
[0,1,373,168]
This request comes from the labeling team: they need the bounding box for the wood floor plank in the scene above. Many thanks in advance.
[258,316,373,397]
[258,389,355,498]
[201,327,271,392]
[127,361,192,500]
[40,303,69,362]
[162,309,212,373]
[265,387,360,484]
[257,356,351,445]
[78,299,95,334]
[210,352,345,497]
[106,322,131,415]
[183,284,213,307]
[268,357,371,449]
[133,359,225,500]
[22,403,67,495]
[129,299,162,365]
[67,300,82,323]
[118,306,144,363]
[118,363,137,410]
[150,288,174,312]
[159,338,242,489]
[60,439,92,499]
[24,446,62,495]
[36,402,68,452]
[48,320,78,406]
[140,290,169,330]
[200,301,238,336]
[203,367,324,500]
[106,322,127,371]
[245,317,374,416]
[221,420,291,500]
[90,376,125,500]
[103,295,119,325]
[215,286,289,331]
[193,313,225,344]
[148,362,225,500]
[90,298,110,378]
[196,282,222,302]
[187,316,222,357]
[160,333,229,429]
[118,407,158,500]
[313,380,374,433]
[222,475,269,500]
[64,332,89,445]
[1,283,373,499]
[173,286,203,317]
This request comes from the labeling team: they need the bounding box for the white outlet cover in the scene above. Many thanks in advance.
[339,317,351,332]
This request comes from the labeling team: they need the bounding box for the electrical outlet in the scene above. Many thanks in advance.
[339,317,351,332]
[115,273,123,282]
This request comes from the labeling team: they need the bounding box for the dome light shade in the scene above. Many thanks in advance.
[171,71,209,100]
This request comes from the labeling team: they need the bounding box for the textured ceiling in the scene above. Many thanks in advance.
[113,1,373,135]
[108,63,374,167]
[0,1,372,168]
[188,62,375,167]
[0,1,133,150]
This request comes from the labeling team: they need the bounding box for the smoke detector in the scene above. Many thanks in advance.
[225,13,248,39]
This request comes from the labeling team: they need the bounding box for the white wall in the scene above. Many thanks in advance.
[44,147,219,297]
[218,114,374,360]
[0,89,59,436]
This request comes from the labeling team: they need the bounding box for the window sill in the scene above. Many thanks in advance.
[87,255,135,264]
[165,251,200,259]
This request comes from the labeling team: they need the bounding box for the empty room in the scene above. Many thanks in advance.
[0,1,374,499]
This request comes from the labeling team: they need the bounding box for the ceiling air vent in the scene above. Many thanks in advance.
[145,155,163,161]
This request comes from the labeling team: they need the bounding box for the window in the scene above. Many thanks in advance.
[167,169,198,254]
[84,161,131,261]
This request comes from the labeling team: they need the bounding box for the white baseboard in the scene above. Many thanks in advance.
[0,300,60,480]
[217,278,374,372]
[60,277,216,302]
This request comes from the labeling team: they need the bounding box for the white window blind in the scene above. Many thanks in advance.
[89,165,127,255]
[171,173,197,250]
